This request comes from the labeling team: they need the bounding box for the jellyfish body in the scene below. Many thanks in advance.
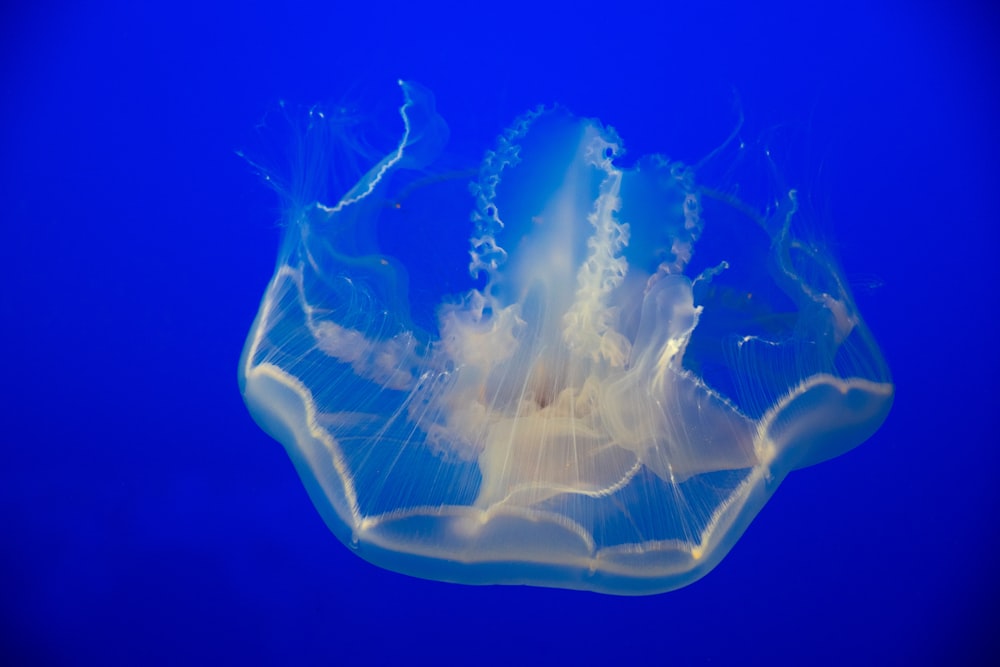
[239,81,893,594]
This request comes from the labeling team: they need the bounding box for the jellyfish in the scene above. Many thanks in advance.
[239,80,893,595]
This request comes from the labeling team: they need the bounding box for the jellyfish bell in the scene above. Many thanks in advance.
[239,80,893,594]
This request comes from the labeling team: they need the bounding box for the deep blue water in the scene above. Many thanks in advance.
[1,0,997,664]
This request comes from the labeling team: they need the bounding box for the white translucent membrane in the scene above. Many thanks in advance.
[239,81,893,594]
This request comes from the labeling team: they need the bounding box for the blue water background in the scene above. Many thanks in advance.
[1,1,997,664]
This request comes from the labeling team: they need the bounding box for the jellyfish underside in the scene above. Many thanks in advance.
[239,81,893,594]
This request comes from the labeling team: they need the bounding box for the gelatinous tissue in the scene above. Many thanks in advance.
[239,81,893,594]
